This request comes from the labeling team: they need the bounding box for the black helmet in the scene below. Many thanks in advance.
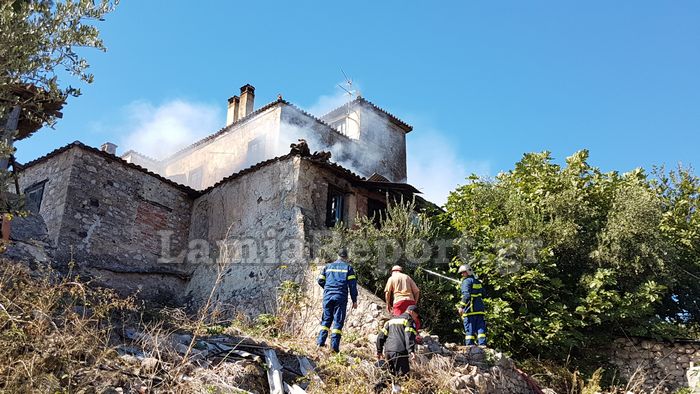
[338,248,348,258]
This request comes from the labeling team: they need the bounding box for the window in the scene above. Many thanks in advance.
[24,180,47,213]
[247,137,265,165]
[367,198,387,228]
[332,119,347,135]
[326,187,346,227]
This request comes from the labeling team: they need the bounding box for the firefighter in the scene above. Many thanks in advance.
[376,305,419,393]
[457,264,487,346]
[316,248,358,352]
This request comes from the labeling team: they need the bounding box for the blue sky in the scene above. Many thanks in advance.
[16,1,700,204]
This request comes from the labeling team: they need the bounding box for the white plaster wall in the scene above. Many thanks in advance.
[122,151,163,174]
[161,106,283,189]
[357,106,408,183]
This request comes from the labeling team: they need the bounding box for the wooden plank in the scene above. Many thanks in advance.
[264,348,284,394]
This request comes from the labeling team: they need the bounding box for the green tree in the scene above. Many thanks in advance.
[1,0,118,130]
[318,198,464,340]
[1,0,117,213]
[446,150,698,360]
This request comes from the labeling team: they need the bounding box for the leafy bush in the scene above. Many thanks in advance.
[445,150,700,360]
[318,197,466,341]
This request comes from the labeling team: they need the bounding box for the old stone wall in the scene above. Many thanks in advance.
[16,148,75,245]
[184,156,309,314]
[51,147,194,304]
[610,337,700,392]
[294,158,358,231]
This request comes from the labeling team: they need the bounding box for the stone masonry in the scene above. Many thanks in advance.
[15,140,416,314]
[610,336,700,392]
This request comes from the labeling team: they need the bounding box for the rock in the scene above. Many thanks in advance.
[368,334,378,346]
[140,357,159,373]
[9,213,49,243]
[172,333,193,345]
[449,375,468,390]
[119,354,139,364]
[4,241,51,264]
[688,363,700,391]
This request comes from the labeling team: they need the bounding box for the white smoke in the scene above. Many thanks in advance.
[305,82,361,117]
[274,118,381,176]
[301,85,490,206]
[118,99,221,159]
[407,129,490,206]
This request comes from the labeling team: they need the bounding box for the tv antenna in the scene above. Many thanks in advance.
[337,68,359,115]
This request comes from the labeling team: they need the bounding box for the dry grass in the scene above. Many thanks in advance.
[2,257,676,394]
[0,260,136,392]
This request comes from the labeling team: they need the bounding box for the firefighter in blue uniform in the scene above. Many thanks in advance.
[457,264,487,346]
[317,248,358,352]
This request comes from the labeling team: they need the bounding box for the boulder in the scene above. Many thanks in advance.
[9,213,49,244]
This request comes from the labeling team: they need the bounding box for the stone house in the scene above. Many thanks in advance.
[15,85,420,313]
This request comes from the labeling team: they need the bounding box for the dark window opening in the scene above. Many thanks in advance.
[24,180,47,213]
[367,198,387,228]
[326,187,346,227]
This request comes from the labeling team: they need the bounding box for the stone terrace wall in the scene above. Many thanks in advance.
[53,147,194,304]
[610,337,700,392]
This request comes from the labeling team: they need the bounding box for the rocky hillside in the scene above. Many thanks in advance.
[0,257,547,393]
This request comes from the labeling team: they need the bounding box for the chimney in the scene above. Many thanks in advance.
[101,142,117,155]
[226,95,240,126]
[238,84,255,119]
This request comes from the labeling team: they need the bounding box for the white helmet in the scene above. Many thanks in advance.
[458,264,473,275]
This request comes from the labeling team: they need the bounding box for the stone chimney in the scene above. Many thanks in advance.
[101,142,117,155]
[238,84,255,119]
[227,95,240,126]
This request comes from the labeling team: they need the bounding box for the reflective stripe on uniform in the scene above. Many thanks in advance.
[405,327,417,335]
[381,328,388,335]
[326,269,348,273]
[472,284,482,289]
[457,301,468,307]
[470,294,482,297]
[461,311,486,317]
[347,275,356,280]
[388,318,409,326]
[465,335,475,340]
[319,326,330,331]
[318,275,326,280]
[477,333,486,338]
[331,328,342,335]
